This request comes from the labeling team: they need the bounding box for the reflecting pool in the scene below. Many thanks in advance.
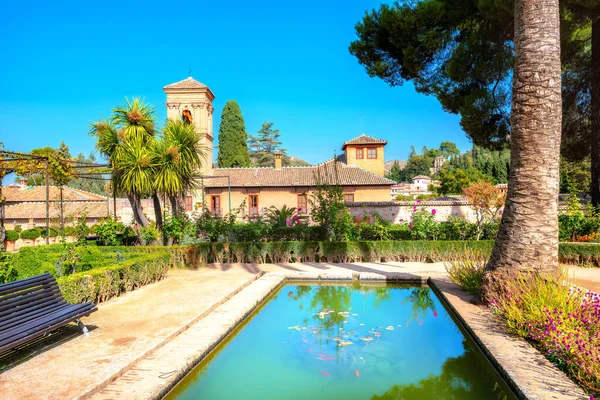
[166,282,515,400]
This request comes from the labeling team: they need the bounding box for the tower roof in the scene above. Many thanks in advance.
[163,76,208,90]
[341,134,388,150]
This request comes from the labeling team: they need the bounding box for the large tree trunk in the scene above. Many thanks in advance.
[152,193,163,229]
[127,193,150,227]
[592,15,600,207]
[483,0,562,296]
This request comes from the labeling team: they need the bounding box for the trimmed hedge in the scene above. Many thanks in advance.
[20,228,41,240]
[186,240,600,267]
[4,230,19,241]
[57,252,172,303]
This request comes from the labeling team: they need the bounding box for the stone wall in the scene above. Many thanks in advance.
[347,201,480,224]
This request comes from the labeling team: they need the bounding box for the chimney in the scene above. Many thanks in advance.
[19,177,27,190]
[274,152,282,170]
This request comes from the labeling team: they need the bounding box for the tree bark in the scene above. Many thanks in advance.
[484,0,562,296]
[592,15,600,207]
[152,193,163,229]
[127,193,150,227]
[170,196,179,216]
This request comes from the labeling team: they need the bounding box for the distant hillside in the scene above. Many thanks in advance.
[384,159,406,174]
[286,156,312,166]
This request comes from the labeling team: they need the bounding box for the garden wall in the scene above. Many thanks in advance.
[346,201,479,224]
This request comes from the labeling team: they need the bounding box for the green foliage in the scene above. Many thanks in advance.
[139,223,159,245]
[248,121,287,166]
[20,228,41,240]
[4,230,19,241]
[195,202,245,242]
[386,161,403,182]
[95,217,120,246]
[437,168,493,195]
[163,213,196,244]
[309,162,351,241]
[14,225,22,233]
[230,221,272,242]
[57,252,172,304]
[445,256,485,295]
[72,213,90,244]
[399,154,432,181]
[409,207,438,240]
[41,227,58,238]
[217,100,251,167]
[0,253,17,284]
[69,152,107,195]
[266,205,299,227]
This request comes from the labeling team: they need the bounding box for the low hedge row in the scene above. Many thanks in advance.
[57,252,172,304]
[185,240,600,267]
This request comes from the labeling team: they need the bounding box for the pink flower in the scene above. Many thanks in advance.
[409,222,413,229]
[413,205,417,212]
[286,218,292,227]
[298,208,302,212]
[499,209,503,214]
[417,199,421,203]
[431,209,436,215]
[433,311,438,317]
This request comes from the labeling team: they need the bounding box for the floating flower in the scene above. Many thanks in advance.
[433,311,438,317]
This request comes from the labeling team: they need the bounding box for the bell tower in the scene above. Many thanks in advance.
[163,76,215,176]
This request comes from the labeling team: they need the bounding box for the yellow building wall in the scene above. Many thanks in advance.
[344,145,385,176]
[203,185,391,217]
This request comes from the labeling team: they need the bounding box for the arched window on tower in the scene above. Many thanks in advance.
[182,109,193,124]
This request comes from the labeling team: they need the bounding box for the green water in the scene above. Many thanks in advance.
[166,282,515,400]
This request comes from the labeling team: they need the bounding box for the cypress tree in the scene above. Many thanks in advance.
[217,100,251,167]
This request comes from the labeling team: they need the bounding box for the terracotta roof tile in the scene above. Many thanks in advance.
[205,158,394,188]
[413,175,431,180]
[163,77,208,90]
[5,202,110,219]
[2,186,107,202]
[341,134,387,150]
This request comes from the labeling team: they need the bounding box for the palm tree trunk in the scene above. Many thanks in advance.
[483,0,562,294]
[170,196,179,215]
[152,193,163,229]
[127,193,150,227]
[591,15,600,207]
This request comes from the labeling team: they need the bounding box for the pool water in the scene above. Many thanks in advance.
[166,282,515,400]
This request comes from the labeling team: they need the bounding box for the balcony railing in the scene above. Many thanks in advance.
[211,208,223,217]
[248,207,259,217]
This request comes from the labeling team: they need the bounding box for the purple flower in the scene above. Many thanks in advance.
[499,209,503,214]
[417,199,422,204]
[286,218,292,227]
[431,209,436,215]
[409,222,413,229]
[413,205,417,212]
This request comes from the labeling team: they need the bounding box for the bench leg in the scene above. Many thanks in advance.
[77,320,89,337]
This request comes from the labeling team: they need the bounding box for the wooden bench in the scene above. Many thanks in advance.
[0,273,97,354]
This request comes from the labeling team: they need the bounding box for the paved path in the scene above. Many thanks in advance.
[0,266,260,400]
[0,261,598,400]
[566,266,600,293]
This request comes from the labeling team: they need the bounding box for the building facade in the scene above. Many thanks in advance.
[162,78,394,218]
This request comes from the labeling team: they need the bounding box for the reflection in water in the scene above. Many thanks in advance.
[167,283,515,400]
[372,340,510,400]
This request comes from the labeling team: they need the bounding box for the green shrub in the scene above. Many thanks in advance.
[0,253,17,284]
[5,230,19,241]
[230,221,272,242]
[57,252,171,304]
[96,217,120,246]
[20,228,41,240]
[41,227,59,237]
[14,225,22,233]
[445,257,485,295]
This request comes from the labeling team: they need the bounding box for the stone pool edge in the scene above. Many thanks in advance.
[91,271,587,400]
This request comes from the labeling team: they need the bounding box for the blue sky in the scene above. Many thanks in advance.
[0,0,473,165]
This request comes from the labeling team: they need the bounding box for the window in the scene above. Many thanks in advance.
[344,194,354,202]
[185,195,193,212]
[356,149,364,159]
[211,196,221,216]
[367,148,377,159]
[297,194,308,213]
[248,195,259,216]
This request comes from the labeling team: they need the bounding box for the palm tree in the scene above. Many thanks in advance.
[152,120,206,215]
[484,0,562,292]
[90,98,157,227]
